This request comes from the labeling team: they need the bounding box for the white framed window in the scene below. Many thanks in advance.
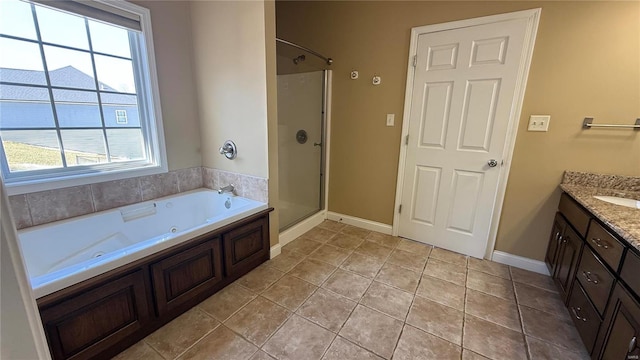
[0,0,167,195]
[115,109,128,124]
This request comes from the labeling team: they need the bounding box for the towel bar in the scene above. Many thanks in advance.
[582,117,640,130]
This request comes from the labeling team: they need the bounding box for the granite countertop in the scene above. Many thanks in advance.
[561,171,640,251]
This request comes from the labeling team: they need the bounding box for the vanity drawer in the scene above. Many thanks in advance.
[559,193,590,237]
[577,247,615,315]
[621,250,640,297]
[587,220,624,272]
[568,280,601,354]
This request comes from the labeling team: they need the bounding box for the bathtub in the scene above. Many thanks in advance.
[18,189,268,299]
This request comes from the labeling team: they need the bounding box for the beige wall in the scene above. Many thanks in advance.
[132,1,202,170]
[265,0,280,246]
[276,1,640,260]
[190,0,270,178]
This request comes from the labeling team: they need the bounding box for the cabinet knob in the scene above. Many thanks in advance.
[629,336,637,353]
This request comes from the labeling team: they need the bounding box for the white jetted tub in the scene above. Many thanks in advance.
[18,189,268,298]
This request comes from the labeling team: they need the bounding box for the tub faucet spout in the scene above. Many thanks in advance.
[217,184,235,195]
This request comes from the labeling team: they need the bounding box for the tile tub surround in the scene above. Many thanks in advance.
[560,171,640,250]
[114,221,589,360]
[8,166,268,229]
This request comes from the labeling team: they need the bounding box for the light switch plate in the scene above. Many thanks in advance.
[386,114,395,126]
[528,115,551,132]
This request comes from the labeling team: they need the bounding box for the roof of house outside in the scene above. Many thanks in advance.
[0,66,136,105]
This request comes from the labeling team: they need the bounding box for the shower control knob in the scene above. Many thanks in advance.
[488,159,498,167]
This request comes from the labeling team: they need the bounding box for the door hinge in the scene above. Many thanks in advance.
[405,135,409,145]
[412,55,417,67]
[398,204,403,214]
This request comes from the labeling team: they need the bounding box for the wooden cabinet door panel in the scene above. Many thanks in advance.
[40,271,150,360]
[545,213,566,276]
[151,238,223,316]
[223,216,269,277]
[595,284,640,360]
[621,251,640,297]
[555,225,584,303]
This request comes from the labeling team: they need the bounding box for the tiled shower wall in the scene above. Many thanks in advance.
[8,167,268,230]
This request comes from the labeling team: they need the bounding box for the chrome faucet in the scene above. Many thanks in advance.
[217,184,235,195]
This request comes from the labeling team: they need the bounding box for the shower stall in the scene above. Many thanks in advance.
[276,38,331,232]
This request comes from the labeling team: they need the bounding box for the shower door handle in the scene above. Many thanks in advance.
[314,142,322,147]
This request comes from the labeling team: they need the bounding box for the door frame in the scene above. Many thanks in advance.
[392,9,541,259]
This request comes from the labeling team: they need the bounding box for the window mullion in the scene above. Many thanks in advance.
[30,3,68,168]
[84,18,112,163]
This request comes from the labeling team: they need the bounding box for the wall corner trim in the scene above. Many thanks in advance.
[326,212,392,235]
[491,250,549,275]
[270,243,281,259]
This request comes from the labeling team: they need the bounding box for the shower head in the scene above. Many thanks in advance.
[293,54,306,65]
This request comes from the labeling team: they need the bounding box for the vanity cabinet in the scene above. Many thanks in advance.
[38,209,272,360]
[546,194,588,303]
[545,192,640,359]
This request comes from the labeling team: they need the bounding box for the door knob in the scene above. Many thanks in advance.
[488,159,498,167]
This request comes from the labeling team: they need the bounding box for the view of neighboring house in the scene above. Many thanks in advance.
[0,66,140,129]
[0,66,144,168]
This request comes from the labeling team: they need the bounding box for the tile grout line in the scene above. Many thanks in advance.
[459,258,468,356]
[511,265,533,360]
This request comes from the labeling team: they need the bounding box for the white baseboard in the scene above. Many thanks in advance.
[326,211,392,235]
[270,243,281,259]
[492,250,550,275]
[278,211,326,247]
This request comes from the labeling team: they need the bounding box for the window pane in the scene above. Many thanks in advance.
[0,38,46,85]
[101,92,139,128]
[95,55,135,93]
[0,85,55,128]
[36,4,88,50]
[89,20,131,59]
[106,128,144,161]
[53,89,101,128]
[1,129,62,171]
[44,46,95,89]
[0,0,37,40]
[60,129,106,166]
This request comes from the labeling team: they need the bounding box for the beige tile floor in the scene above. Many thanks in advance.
[114,221,590,360]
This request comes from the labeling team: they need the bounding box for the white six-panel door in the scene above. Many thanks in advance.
[397,12,539,258]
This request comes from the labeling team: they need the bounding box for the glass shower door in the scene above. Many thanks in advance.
[277,71,324,231]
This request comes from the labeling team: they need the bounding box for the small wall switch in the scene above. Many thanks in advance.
[350,70,359,80]
[386,114,395,126]
[528,115,551,132]
[372,76,381,85]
